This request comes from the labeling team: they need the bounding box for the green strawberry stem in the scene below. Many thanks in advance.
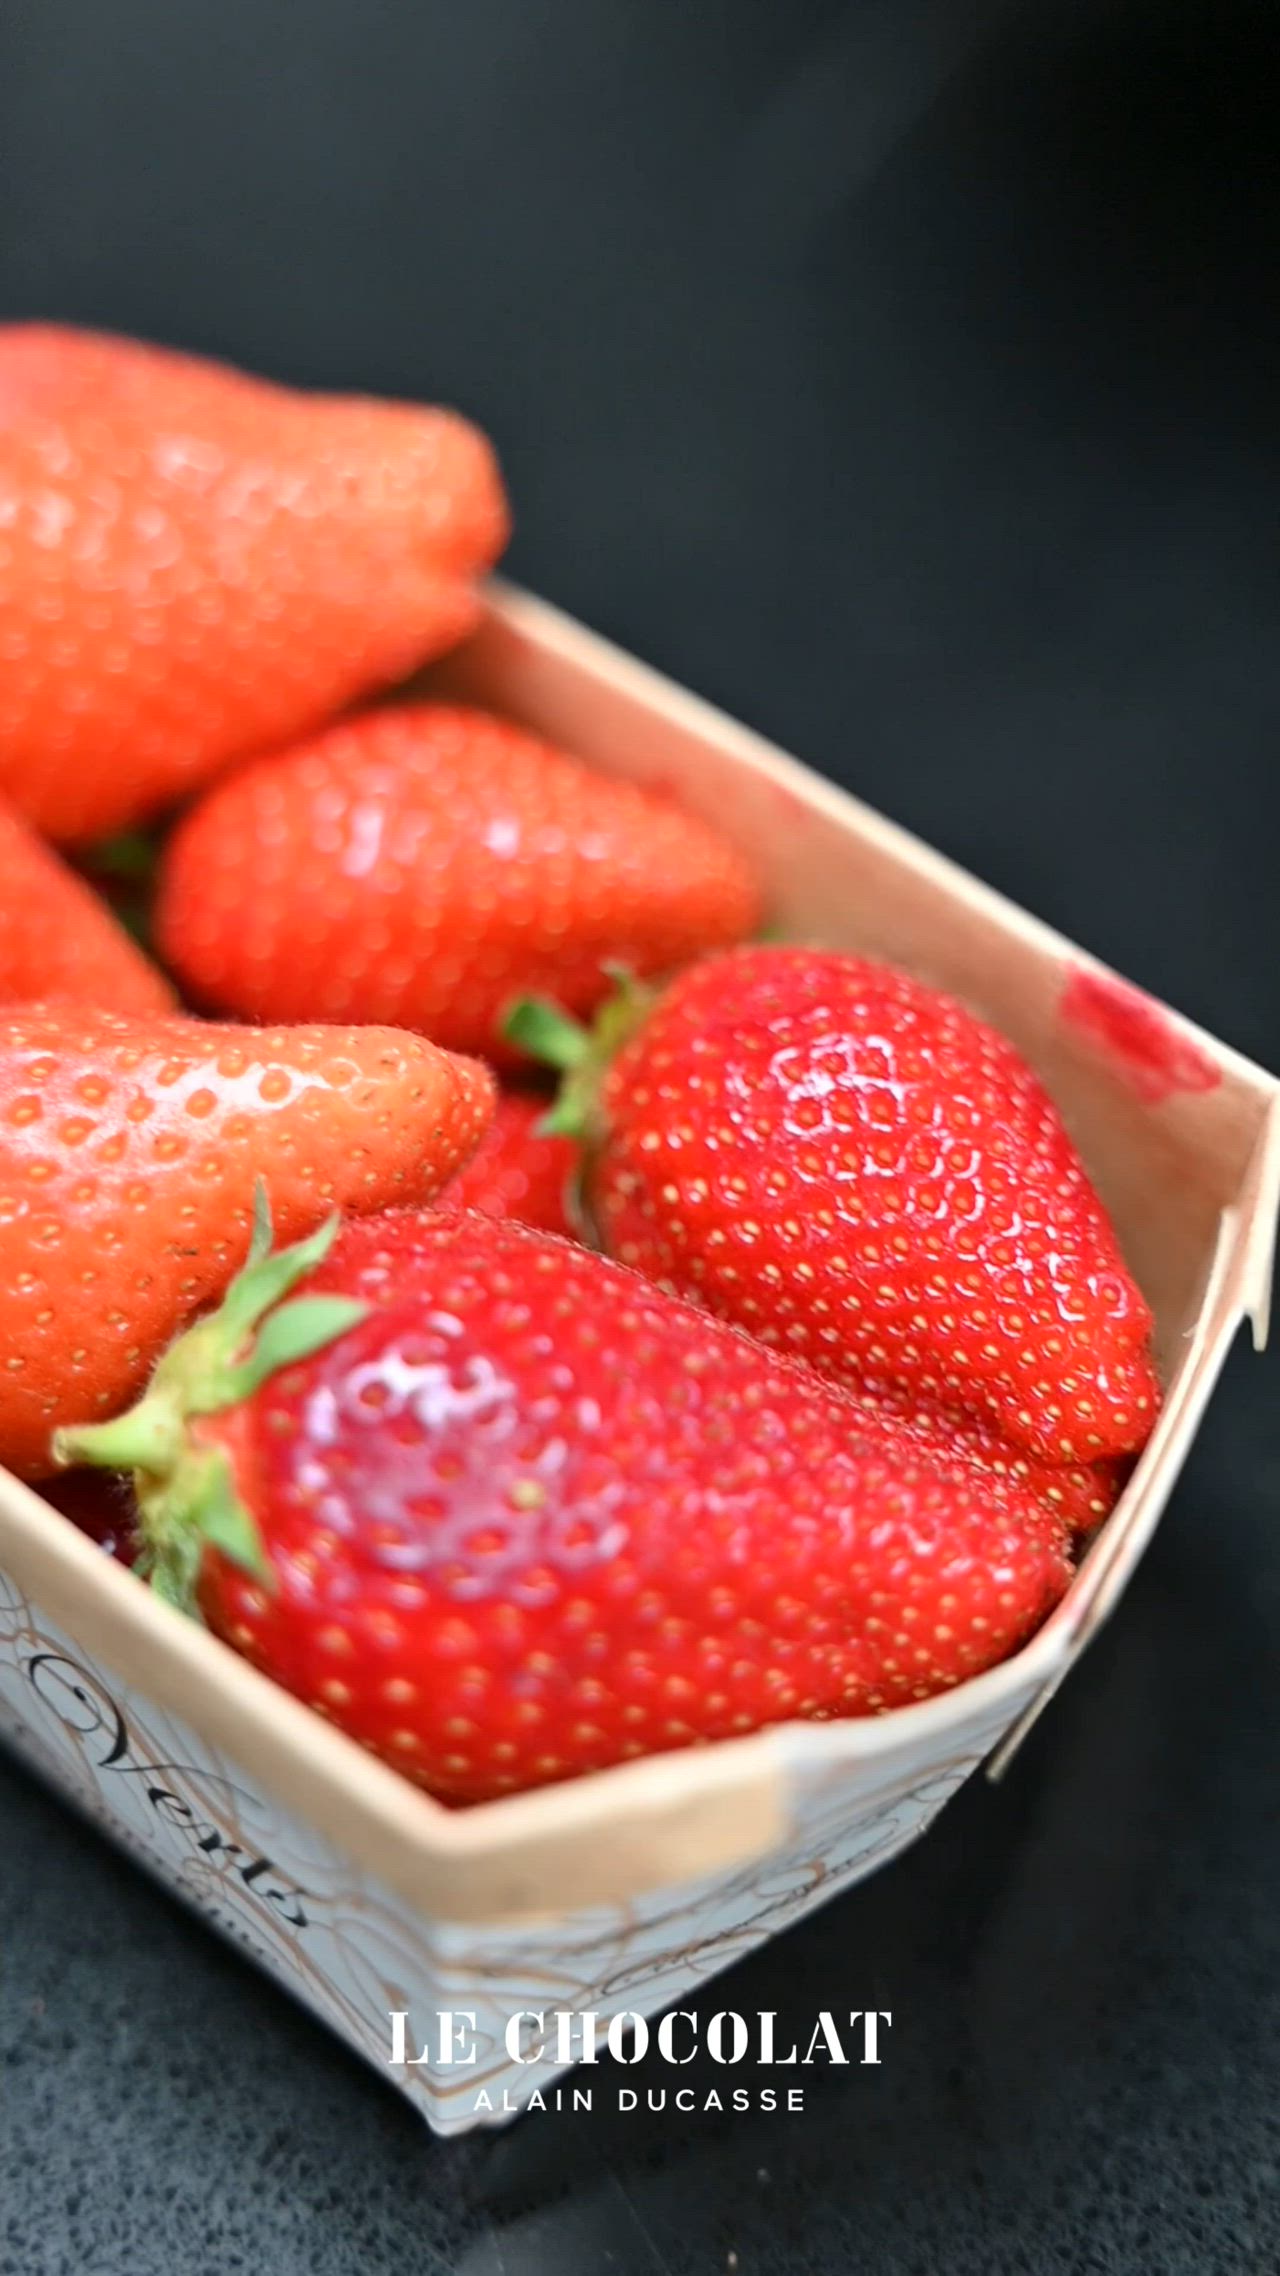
[504,970,657,1140]
[502,998,592,1072]
[54,1188,367,1615]
[76,828,163,949]
[82,829,161,883]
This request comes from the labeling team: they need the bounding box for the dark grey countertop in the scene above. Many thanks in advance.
[3,1372,1279,2276]
[2,2,1279,2269]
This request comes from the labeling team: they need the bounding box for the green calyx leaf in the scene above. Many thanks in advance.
[53,1183,368,1618]
[504,972,658,1146]
[501,998,591,1072]
[205,1198,346,1375]
[535,1085,595,1142]
[190,1463,275,1586]
[52,1391,184,1480]
[223,1296,371,1400]
[134,1446,275,1617]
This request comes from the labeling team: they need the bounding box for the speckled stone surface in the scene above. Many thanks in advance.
[2,2,1279,2269]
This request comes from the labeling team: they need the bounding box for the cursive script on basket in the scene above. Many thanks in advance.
[22,1649,310,1929]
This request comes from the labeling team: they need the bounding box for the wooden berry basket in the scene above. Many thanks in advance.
[2,581,1276,2135]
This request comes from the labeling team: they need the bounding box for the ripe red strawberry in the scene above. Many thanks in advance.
[0,1006,493,1477]
[152,704,762,1059]
[517,947,1160,1466]
[843,1389,1126,1535]
[0,796,175,1013]
[438,1090,577,1236]
[39,1468,140,1565]
[62,1211,1073,1804]
[0,325,508,842]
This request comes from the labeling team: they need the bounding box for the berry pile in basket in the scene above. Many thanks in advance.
[0,324,1160,1805]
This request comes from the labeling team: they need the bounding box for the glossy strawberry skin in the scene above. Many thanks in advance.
[438,1091,576,1236]
[194,1212,1073,1804]
[588,948,1160,1466]
[153,705,762,1060]
[0,325,508,842]
[844,1389,1126,1536]
[0,797,175,1014]
[0,1009,493,1477]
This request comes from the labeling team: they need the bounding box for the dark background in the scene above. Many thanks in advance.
[1,0,1278,2269]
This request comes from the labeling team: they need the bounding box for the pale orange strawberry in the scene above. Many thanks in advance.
[0,1005,493,1476]
[0,796,175,1013]
[0,324,508,841]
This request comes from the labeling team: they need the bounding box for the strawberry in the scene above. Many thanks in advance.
[61,1210,1073,1805]
[39,1468,140,1565]
[438,1090,577,1236]
[0,1006,493,1477]
[513,947,1161,1466]
[152,704,762,1059]
[0,796,175,1013]
[843,1390,1126,1535]
[0,325,508,843]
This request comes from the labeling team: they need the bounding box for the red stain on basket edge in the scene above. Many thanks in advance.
[1060,968,1221,1104]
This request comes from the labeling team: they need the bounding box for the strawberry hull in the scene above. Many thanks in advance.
[1,582,1276,2137]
